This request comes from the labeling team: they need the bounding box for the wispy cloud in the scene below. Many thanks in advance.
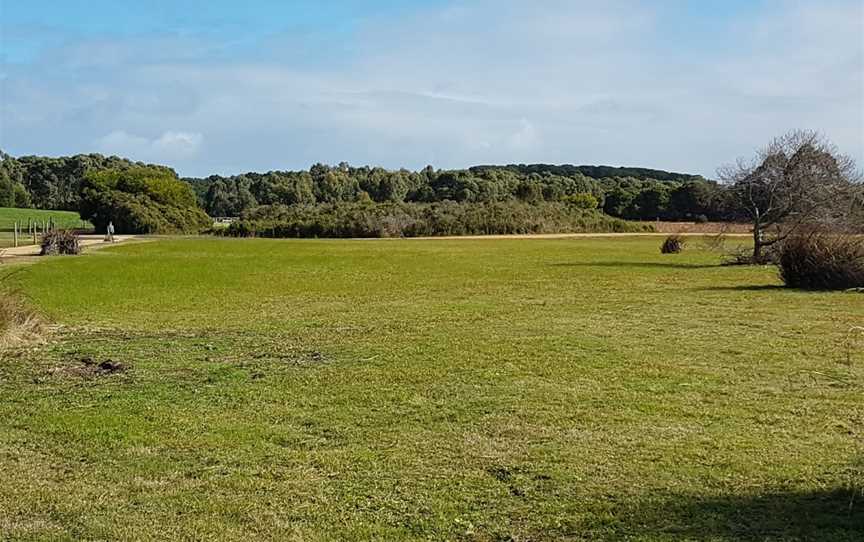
[1,0,861,177]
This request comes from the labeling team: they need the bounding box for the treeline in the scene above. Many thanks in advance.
[222,201,651,239]
[0,151,177,211]
[2,150,729,222]
[189,163,735,222]
[1,149,738,235]
[469,163,702,183]
[1,151,208,233]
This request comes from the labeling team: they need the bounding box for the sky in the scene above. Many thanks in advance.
[1,0,862,178]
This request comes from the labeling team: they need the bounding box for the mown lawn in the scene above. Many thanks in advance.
[0,237,861,540]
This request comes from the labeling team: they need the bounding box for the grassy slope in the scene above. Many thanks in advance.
[0,207,90,230]
[1,237,862,540]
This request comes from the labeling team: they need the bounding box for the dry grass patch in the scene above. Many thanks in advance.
[0,293,45,349]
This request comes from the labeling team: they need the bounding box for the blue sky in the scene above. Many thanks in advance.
[1,0,862,177]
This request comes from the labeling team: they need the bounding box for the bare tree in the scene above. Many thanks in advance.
[847,183,864,233]
[719,130,861,263]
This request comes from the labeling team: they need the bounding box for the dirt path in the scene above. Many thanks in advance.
[0,235,143,261]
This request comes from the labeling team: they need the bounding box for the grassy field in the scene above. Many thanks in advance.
[0,233,14,249]
[0,208,92,248]
[0,237,861,540]
[0,207,91,230]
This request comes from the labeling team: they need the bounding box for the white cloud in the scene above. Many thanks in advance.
[152,131,203,156]
[1,0,861,177]
[509,119,541,151]
[95,130,203,162]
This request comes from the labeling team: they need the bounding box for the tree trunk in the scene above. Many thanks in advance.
[752,222,764,263]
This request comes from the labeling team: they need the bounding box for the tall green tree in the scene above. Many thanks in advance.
[81,166,211,234]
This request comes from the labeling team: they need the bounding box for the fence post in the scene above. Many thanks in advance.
[13,221,18,248]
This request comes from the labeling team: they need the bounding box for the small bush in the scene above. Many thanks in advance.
[661,235,685,254]
[778,234,864,290]
[40,230,81,256]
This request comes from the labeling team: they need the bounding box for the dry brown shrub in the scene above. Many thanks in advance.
[661,235,685,254]
[778,233,864,290]
[40,230,81,256]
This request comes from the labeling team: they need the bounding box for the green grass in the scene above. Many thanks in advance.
[1,237,862,540]
[0,208,92,248]
[0,207,91,231]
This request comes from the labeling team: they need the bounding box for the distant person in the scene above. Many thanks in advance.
[106,221,115,243]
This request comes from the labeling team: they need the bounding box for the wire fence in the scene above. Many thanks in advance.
[0,217,93,248]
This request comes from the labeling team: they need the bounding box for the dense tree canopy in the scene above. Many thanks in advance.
[80,166,211,234]
[0,168,31,208]
[188,163,730,221]
[2,149,735,225]
[0,151,175,211]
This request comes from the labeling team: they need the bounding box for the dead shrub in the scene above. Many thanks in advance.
[661,235,685,254]
[778,233,864,290]
[722,246,760,266]
[722,242,782,266]
[40,230,81,256]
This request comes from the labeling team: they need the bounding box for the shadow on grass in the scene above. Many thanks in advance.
[551,261,721,270]
[698,284,786,292]
[623,488,862,541]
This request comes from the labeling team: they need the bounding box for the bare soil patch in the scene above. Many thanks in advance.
[48,357,130,378]
[0,234,144,261]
